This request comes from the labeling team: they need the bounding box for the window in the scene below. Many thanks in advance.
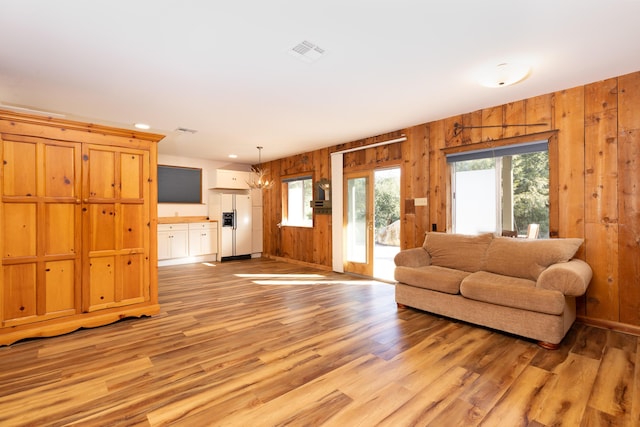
[282,175,313,227]
[448,141,549,238]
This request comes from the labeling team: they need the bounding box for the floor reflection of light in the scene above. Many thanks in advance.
[235,273,325,279]
[202,262,216,267]
[252,280,384,286]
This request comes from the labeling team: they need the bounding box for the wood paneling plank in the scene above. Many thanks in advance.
[461,110,483,144]
[584,78,618,225]
[585,223,620,320]
[618,72,640,325]
[428,121,447,231]
[481,105,504,141]
[554,87,586,240]
[525,93,553,134]
[504,100,526,138]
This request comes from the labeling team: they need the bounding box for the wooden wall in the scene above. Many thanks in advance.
[261,70,640,331]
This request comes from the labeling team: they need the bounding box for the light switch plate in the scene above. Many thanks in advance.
[414,197,428,206]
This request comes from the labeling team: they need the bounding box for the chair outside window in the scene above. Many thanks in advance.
[501,229,518,238]
[526,224,540,239]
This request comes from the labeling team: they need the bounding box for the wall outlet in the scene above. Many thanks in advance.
[414,197,428,206]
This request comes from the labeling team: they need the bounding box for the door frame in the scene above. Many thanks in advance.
[343,170,374,276]
[329,135,407,273]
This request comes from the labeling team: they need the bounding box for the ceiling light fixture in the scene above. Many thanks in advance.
[247,146,274,190]
[134,123,150,130]
[479,62,531,88]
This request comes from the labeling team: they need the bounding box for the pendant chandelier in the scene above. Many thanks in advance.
[247,146,274,190]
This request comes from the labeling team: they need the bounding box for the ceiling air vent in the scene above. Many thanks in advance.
[289,40,325,63]
[175,127,198,134]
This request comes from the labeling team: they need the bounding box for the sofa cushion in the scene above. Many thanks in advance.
[460,271,566,315]
[422,232,493,273]
[484,237,583,281]
[394,265,469,294]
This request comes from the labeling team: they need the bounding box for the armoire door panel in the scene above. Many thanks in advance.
[2,203,37,258]
[87,256,116,311]
[88,204,116,251]
[2,263,37,323]
[44,144,77,198]
[44,204,77,256]
[2,140,36,197]
[120,152,143,200]
[44,260,76,313]
[120,254,145,302]
[86,148,116,199]
[121,204,144,249]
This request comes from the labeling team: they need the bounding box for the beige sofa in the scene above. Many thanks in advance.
[394,232,593,348]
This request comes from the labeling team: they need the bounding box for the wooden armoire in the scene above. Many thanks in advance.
[0,110,164,345]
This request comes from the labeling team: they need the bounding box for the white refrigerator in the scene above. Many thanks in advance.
[220,193,252,261]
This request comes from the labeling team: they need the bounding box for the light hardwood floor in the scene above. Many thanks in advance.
[0,258,638,426]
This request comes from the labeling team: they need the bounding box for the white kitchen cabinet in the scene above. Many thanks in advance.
[157,224,189,260]
[188,222,218,256]
[250,188,263,254]
[208,169,251,190]
[252,206,263,253]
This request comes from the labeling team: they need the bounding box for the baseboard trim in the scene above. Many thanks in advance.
[577,315,640,337]
[221,254,251,262]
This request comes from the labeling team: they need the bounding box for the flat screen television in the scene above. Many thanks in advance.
[157,165,202,204]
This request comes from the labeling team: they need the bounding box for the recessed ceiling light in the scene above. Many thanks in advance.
[478,63,531,88]
[134,123,150,130]
[228,154,238,159]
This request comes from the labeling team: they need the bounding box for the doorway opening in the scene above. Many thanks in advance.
[373,167,400,281]
[343,167,401,281]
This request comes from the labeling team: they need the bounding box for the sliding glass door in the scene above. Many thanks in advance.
[343,171,373,276]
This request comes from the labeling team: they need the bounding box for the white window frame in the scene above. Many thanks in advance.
[448,140,549,236]
[282,175,313,228]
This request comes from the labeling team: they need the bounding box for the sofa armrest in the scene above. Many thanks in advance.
[394,247,432,268]
[536,259,593,296]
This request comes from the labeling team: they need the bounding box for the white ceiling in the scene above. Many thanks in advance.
[2,1,640,165]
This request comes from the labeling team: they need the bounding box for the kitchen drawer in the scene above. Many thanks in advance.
[188,222,216,230]
[158,223,189,232]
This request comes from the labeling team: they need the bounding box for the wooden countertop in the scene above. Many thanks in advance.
[158,216,217,224]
